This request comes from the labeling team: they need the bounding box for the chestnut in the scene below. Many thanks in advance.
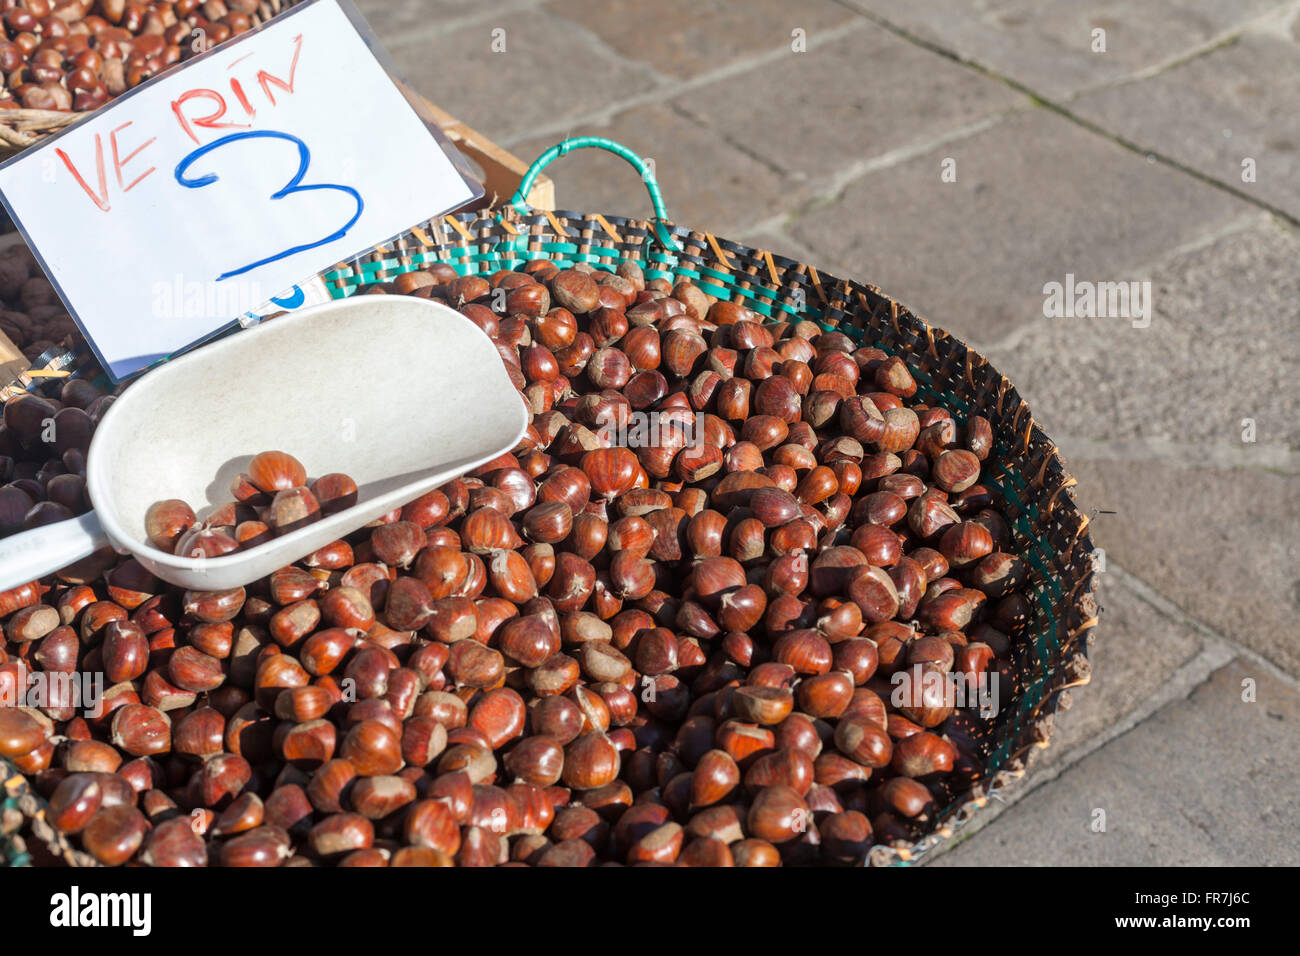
[140,816,208,867]
[928,447,976,492]
[348,775,416,819]
[833,715,892,768]
[48,773,103,833]
[221,826,293,867]
[340,720,403,776]
[796,671,854,719]
[747,785,809,844]
[174,707,226,759]
[731,686,794,726]
[744,748,815,796]
[820,810,873,865]
[110,704,171,757]
[144,499,196,552]
[246,450,307,493]
[81,805,148,866]
[562,733,620,791]
[891,732,956,778]
[212,792,265,837]
[689,749,741,808]
[308,812,373,857]
[732,838,783,867]
[405,798,462,855]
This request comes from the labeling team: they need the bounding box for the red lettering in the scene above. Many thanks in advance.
[229,78,256,118]
[171,88,250,145]
[109,121,157,193]
[55,138,111,213]
[257,34,303,106]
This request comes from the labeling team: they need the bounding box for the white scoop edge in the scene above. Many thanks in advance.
[0,295,529,592]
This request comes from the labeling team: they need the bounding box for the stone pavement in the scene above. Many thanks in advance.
[355,0,1300,865]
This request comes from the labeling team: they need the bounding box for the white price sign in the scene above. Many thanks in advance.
[0,0,480,380]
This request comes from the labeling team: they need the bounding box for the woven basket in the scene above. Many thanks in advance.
[0,0,302,160]
[321,138,1100,865]
[2,138,1097,867]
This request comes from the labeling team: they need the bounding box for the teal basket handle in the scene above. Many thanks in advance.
[504,136,681,252]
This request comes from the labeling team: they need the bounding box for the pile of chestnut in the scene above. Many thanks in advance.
[0,258,1032,866]
[0,244,80,365]
[1,0,263,115]
[144,450,361,557]
[0,247,106,539]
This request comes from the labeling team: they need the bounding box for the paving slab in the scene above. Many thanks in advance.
[511,103,806,236]
[380,7,659,144]
[1068,459,1299,679]
[786,108,1246,346]
[352,0,536,42]
[543,0,858,81]
[1037,570,1203,772]
[980,214,1300,451]
[932,659,1300,865]
[674,21,1026,184]
[1073,32,1300,221]
[846,0,1290,101]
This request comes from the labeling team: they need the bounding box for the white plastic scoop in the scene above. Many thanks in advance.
[0,296,528,592]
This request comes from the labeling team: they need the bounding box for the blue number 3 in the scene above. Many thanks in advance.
[175,130,363,282]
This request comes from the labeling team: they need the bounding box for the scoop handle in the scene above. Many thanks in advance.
[0,512,111,593]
